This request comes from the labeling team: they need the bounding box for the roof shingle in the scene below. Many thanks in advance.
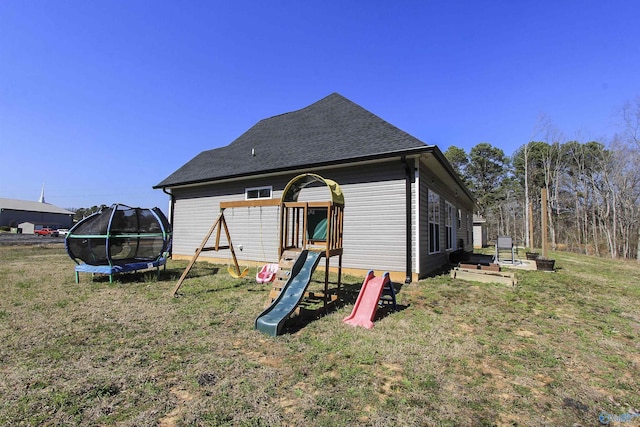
[155,93,431,188]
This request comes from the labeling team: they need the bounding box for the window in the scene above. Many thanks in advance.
[445,202,455,250]
[245,186,272,200]
[428,190,440,253]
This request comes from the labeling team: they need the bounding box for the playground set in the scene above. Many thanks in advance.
[171,173,396,336]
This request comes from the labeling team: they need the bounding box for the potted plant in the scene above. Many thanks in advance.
[526,251,539,260]
[535,257,555,271]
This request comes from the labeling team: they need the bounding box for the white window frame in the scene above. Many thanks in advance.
[445,201,456,251]
[428,190,440,254]
[245,186,272,200]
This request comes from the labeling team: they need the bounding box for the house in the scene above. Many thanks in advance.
[154,93,475,283]
[18,222,36,234]
[0,198,74,231]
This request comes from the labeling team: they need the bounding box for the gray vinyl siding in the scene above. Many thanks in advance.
[456,203,475,252]
[418,165,431,275]
[418,165,449,275]
[459,209,473,251]
[172,177,287,264]
[171,161,409,274]
[322,163,407,273]
[417,160,474,276]
[171,157,473,279]
[419,163,458,277]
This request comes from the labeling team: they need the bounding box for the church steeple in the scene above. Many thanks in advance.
[39,184,45,203]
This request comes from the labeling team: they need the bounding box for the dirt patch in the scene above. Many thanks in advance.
[379,362,403,396]
[158,387,196,427]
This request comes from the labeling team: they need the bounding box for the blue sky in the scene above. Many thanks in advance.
[1,1,639,212]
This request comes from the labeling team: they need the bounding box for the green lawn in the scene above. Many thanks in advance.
[1,244,639,426]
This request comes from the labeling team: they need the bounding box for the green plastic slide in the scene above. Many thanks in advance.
[254,250,322,336]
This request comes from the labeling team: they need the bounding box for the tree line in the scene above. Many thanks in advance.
[68,205,108,222]
[446,97,640,260]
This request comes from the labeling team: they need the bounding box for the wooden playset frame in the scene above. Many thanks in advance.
[171,173,344,309]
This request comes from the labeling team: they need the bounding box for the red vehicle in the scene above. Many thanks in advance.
[34,227,59,237]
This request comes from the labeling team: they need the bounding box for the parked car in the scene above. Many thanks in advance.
[34,227,59,237]
[57,228,69,237]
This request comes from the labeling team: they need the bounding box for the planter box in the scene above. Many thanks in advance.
[526,252,539,260]
[451,267,517,286]
[535,258,555,271]
[459,263,501,272]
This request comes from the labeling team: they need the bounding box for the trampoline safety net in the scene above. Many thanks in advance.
[65,204,172,266]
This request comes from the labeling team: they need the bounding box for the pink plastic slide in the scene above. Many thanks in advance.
[343,271,390,329]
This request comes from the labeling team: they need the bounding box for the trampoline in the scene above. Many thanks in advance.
[65,204,172,283]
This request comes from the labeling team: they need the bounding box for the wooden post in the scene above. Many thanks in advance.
[541,188,548,258]
[324,256,330,310]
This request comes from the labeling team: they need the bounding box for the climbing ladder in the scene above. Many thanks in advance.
[266,249,300,304]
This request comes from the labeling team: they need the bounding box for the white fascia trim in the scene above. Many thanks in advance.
[164,156,422,192]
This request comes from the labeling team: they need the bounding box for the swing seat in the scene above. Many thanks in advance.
[228,266,249,279]
[256,263,279,283]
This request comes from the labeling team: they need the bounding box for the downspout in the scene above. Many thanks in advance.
[402,156,413,283]
[162,187,174,257]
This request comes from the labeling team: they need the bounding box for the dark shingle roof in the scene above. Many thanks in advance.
[155,93,432,188]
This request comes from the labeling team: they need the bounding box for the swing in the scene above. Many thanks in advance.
[254,206,278,283]
[228,265,249,279]
[171,209,249,296]
[225,208,249,279]
[256,263,278,283]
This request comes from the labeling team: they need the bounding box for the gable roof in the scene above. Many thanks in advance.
[155,93,433,189]
[0,198,74,215]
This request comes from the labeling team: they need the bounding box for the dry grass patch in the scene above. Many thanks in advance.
[1,245,639,426]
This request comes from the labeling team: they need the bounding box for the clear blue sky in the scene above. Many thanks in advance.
[1,1,639,212]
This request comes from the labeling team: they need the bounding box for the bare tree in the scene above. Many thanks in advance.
[618,97,640,260]
[620,96,640,149]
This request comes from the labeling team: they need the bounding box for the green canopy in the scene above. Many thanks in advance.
[281,173,344,206]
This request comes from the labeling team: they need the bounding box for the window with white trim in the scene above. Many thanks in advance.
[428,190,440,253]
[445,201,455,250]
[245,186,272,200]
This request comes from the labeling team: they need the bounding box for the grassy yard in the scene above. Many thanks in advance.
[1,244,639,426]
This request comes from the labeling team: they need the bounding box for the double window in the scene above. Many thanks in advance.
[245,186,272,200]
